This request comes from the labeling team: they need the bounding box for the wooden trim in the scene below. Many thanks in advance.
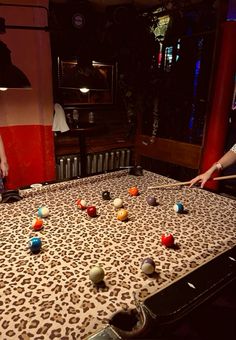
[135,135,202,170]
[54,132,134,156]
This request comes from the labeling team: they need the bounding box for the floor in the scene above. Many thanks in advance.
[145,280,236,340]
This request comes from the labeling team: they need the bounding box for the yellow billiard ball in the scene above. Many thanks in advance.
[117,208,128,221]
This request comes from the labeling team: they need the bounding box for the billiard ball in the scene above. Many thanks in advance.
[128,186,139,196]
[77,199,87,210]
[87,206,97,217]
[28,237,42,253]
[89,266,105,284]
[146,195,157,206]
[32,217,43,231]
[102,191,111,200]
[161,233,175,247]
[117,208,128,221]
[38,206,49,218]
[113,198,123,209]
[173,202,184,213]
[141,258,156,275]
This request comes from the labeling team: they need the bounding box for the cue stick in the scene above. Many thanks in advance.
[148,181,191,189]
[147,174,236,190]
[119,166,134,169]
[119,166,142,169]
[213,174,236,181]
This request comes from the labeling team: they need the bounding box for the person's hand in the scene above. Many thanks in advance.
[0,161,9,177]
[189,172,211,188]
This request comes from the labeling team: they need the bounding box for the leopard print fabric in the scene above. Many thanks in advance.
[230,143,236,153]
[0,170,236,339]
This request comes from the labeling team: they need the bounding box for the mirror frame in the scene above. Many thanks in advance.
[57,57,117,106]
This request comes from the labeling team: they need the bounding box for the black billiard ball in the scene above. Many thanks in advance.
[102,190,111,200]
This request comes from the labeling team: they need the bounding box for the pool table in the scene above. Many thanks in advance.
[0,170,236,339]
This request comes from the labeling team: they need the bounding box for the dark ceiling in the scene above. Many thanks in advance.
[51,0,165,9]
[50,0,208,12]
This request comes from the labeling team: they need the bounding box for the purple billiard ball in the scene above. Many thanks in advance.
[146,195,157,206]
[141,257,155,275]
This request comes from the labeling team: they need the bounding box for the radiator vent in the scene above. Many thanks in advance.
[56,148,131,180]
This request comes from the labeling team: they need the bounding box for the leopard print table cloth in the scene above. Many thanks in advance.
[0,170,236,339]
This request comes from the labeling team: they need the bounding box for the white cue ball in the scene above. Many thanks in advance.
[113,198,123,209]
[89,266,105,284]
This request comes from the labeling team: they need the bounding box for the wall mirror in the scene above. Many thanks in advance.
[57,57,117,106]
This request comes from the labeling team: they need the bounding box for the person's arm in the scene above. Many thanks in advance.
[0,135,8,177]
[190,144,236,188]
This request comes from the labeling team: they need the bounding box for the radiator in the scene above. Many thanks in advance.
[56,148,131,180]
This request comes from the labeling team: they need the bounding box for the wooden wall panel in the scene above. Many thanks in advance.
[135,135,202,170]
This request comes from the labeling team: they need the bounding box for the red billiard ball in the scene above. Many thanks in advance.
[161,233,174,247]
[87,206,97,217]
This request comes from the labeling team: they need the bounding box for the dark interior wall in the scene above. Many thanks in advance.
[49,0,227,185]
[49,1,158,143]
[50,0,219,142]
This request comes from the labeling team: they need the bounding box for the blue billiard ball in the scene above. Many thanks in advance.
[28,237,42,253]
[173,202,184,213]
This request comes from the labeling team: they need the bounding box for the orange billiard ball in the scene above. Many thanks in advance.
[117,208,128,221]
[128,186,139,196]
[32,217,43,231]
